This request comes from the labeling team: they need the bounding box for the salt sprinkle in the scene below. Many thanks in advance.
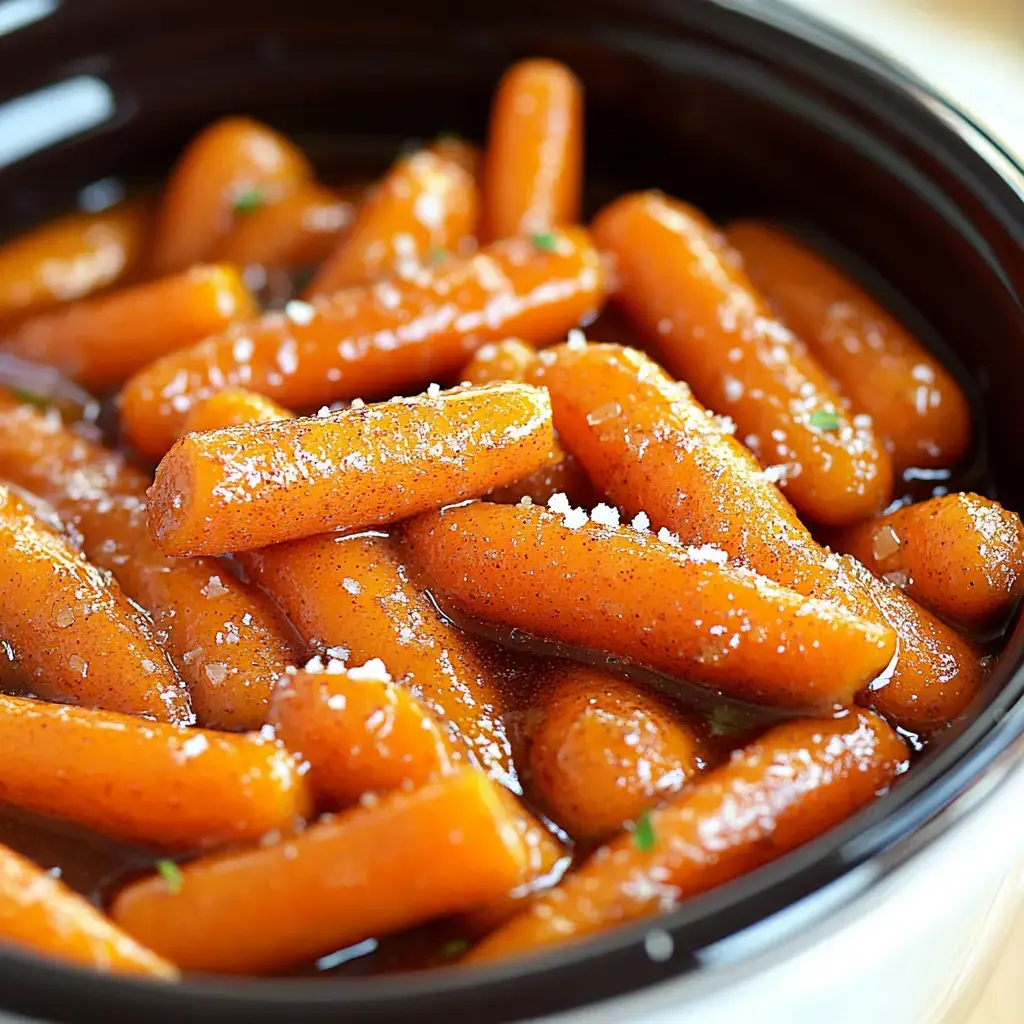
[304,655,325,673]
[284,300,316,325]
[566,328,587,351]
[685,544,728,565]
[426,383,442,398]
[631,511,651,533]
[657,527,681,546]
[590,503,621,528]
[347,658,392,682]
[350,398,366,409]
[316,406,331,418]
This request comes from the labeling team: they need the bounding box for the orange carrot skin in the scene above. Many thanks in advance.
[0,394,303,731]
[592,192,893,526]
[216,183,359,268]
[0,483,191,724]
[469,711,906,963]
[428,136,481,180]
[148,381,554,556]
[0,842,176,978]
[727,221,972,471]
[241,530,514,783]
[0,201,151,325]
[151,116,312,275]
[270,665,457,808]
[120,227,603,460]
[402,502,896,709]
[482,59,583,241]
[527,665,711,841]
[111,768,533,973]
[181,387,293,434]
[835,493,1024,635]
[0,693,310,850]
[308,149,480,295]
[6,265,257,391]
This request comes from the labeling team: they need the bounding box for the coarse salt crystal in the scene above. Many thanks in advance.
[316,406,331,418]
[562,506,589,530]
[426,383,442,398]
[590,503,620,528]
[547,492,572,516]
[686,544,728,565]
[566,328,587,350]
[350,398,366,409]
[631,511,651,532]
[284,300,316,325]
[304,655,325,673]
[657,527,680,546]
[347,658,392,682]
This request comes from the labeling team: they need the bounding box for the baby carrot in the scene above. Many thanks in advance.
[110,768,534,973]
[6,264,257,392]
[148,381,554,556]
[592,192,893,526]
[0,394,303,731]
[526,664,711,841]
[307,148,479,296]
[181,388,293,434]
[726,220,972,470]
[402,502,896,709]
[460,338,541,386]
[531,342,985,729]
[482,59,583,241]
[216,182,359,268]
[428,136,482,179]
[468,711,906,963]
[0,842,175,978]
[834,493,1024,635]
[151,116,312,274]
[0,201,151,325]
[120,226,603,459]
[0,693,310,850]
[241,530,514,783]
[0,483,191,723]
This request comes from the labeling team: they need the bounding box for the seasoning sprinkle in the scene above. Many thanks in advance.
[632,809,656,852]
[233,189,266,215]
[155,859,184,893]
[809,408,840,431]
[531,232,557,252]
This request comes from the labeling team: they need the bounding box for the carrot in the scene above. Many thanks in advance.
[120,226,603,459]
[148,381,554,556]
[526,664,711,841]
[530,342,986,729]
[0,693,310,850]
[834,493,1024,635]
[181,388,293,434]
[307,148,479,296]
[401,501,896,709]
[0,394,303,730]
[0,842,175,978]
[592,192,893,526]
[5,265,257,391]
[216,183,359,268]
[151,116,312,274]
[0,201,151,326]
[726,220,972,471]
[110,768,535,973]
[241,530,514,783]
[428,136,481,180]
[0,482,191,723]
[468,711,906,963]
[482,59,583,241]
[460,338,596,506]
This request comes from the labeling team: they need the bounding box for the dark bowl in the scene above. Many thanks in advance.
[0,0,1021,1021]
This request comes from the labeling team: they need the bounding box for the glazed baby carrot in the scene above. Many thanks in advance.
[181,387,293,433]
[0,842,175,978]
[726,220,972,470]
[216,182,359,268]
[110,768,534,973]
[0,483,191,723]
[0,693,310,850]
[834,493,1024,634]
[460,338,541,386]
[0,394,303,730]
[531,342,986,729]
[308,148,479,295]
[592,192,893,526]
[120,226,603,459]
[6,264,257,391]
[526,665,711,841]
[151,116,312,274]
[241,530,514,782]
[0,201,151,326]
[402,501,896,709]
[482,59,583,241]
[148,381,554,555]
[428,135,482,179]
[469,711,906,962]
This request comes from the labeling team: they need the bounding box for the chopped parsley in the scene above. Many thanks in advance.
[440,938,470,960]
[531,232,558,252]
[155,859,183,893]
[7,387,48,409]
[707,705,750,738]
[428,247,449,263]
[809,408,840,431]
[233,189,266,215]
[631,809,656,852]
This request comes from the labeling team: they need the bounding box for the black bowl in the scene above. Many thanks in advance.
[0,1,1021,1021]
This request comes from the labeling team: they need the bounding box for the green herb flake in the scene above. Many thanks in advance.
[428,247,449,263]
[809,408,840,431]
[155,859,183,893]
[531,232,558,253]
[707,705,750,738]
[440,938,470,960]
[233,189,266,215]
[631,809,656,852]
[8,387,49,409]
